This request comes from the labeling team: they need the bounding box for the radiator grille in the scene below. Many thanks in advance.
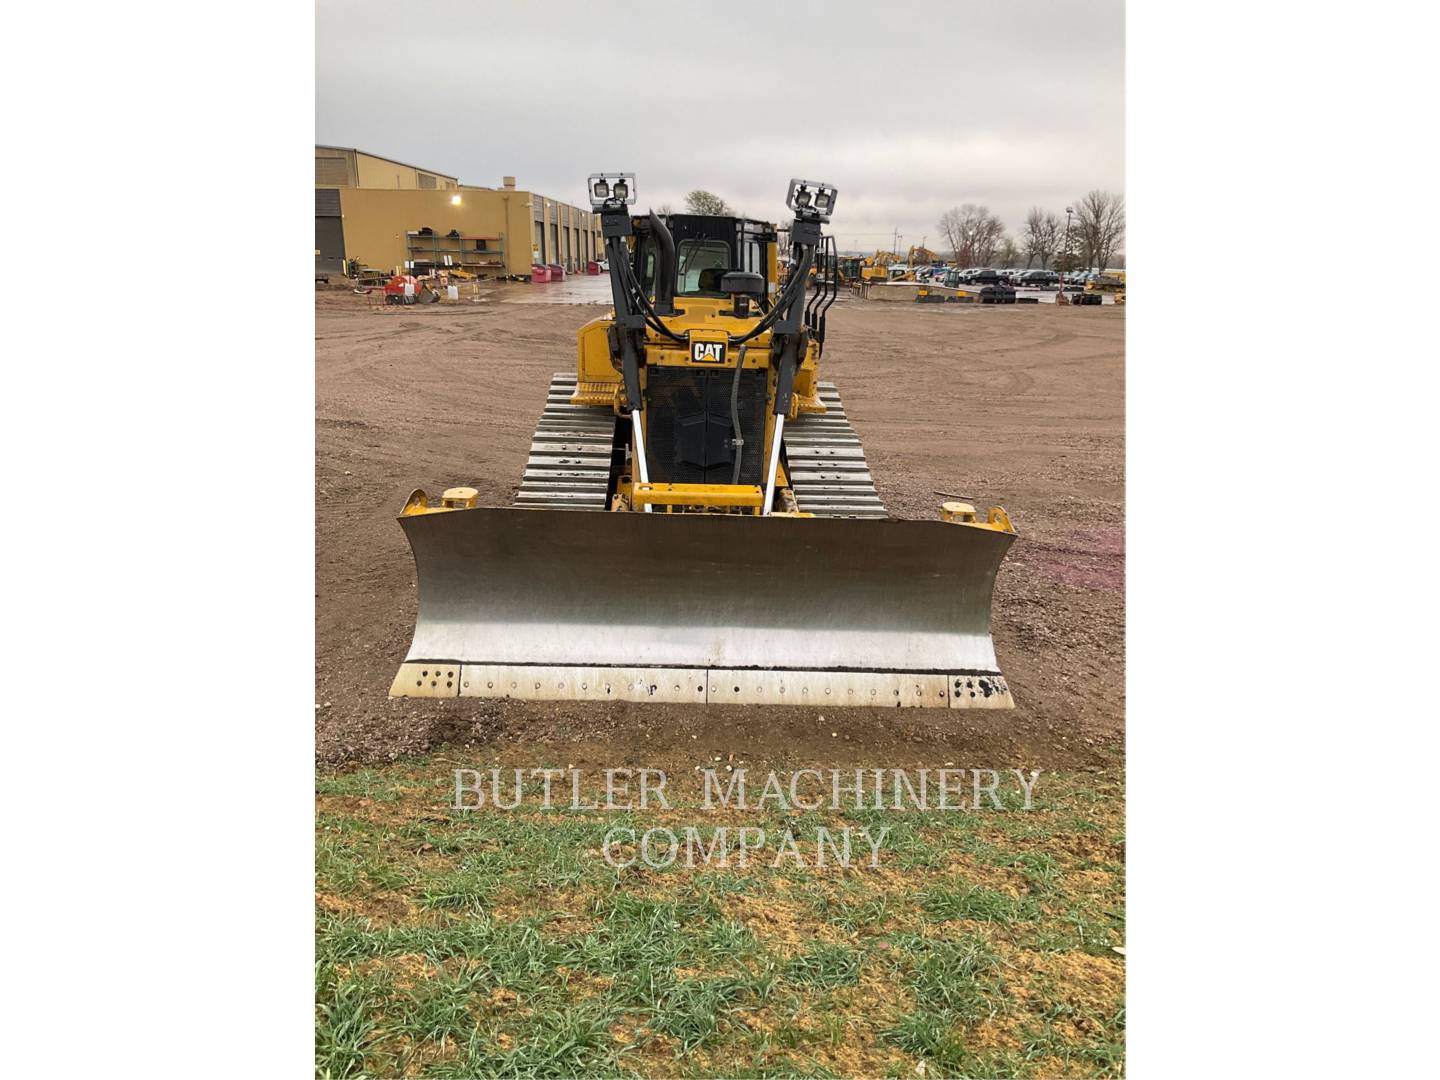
[645,367,767,486]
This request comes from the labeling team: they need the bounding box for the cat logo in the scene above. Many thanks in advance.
[690,340,726,364]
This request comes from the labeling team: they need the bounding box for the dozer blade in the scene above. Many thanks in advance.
[391,507,1016,709]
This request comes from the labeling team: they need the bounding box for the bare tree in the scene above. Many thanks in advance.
[937,204,1006,267]
[1022,207,1062,269]
[937,209,963,263]
[996,237,1021,269]
[1072,190,1125,272]
[684,190,733,216]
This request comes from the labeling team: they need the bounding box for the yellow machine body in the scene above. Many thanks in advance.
[573,271,830,513]
[390,186,1019,709]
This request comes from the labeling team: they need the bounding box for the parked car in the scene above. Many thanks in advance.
[1018,269,1060,287]
[967,268,1002,286]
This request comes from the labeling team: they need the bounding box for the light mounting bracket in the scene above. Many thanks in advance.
[786,178,838,222]
[588,172,637,211]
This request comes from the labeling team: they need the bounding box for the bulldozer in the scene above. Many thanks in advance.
[859,255,891,284]
[390,175,1017,709]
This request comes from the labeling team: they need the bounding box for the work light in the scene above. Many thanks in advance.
[588,173,637,210]
[786,178,837,221]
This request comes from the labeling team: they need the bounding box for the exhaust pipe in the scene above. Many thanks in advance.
[648,210,676,315]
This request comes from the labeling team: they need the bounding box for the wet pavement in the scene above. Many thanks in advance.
[507,272,614,304]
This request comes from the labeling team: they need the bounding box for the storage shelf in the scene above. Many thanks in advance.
[407,230,506,272]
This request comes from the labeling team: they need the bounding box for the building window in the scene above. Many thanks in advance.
[418,173,437,190]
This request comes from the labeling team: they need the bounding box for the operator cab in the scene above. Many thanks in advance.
[632,214,777,305]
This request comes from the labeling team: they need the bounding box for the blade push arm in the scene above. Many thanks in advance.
[591,173,646,414]
[763,179,839,514]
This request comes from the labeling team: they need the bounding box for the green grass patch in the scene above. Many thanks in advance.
[919,883,1039,924]
[316,760,1125,1077]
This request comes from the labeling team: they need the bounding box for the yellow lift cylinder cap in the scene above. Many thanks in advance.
[442,487,479,508]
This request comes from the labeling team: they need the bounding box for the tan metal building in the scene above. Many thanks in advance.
[314,146,460,191]
[315,146,601,279]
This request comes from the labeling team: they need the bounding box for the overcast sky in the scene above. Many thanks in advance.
[316,0,1123,252]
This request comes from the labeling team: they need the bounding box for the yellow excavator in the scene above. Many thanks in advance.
[391,175,1017,709]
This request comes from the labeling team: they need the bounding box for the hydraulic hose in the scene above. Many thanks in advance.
[729,344,748,485]
[728,244,814,347]
[616,245,685,343]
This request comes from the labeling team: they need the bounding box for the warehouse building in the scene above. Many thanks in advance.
[314,146,460,191]
[315,146,601,279]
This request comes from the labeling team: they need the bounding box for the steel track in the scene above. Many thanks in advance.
[513,373,887,517]
[512,373,614,510]
[785,381,888,518]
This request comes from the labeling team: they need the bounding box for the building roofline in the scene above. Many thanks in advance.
[459,184,598,215]
[315,145,459,182]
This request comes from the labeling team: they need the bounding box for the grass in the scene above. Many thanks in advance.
[316,760,1124,1077]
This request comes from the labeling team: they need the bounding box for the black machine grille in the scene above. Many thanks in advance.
[645,367,767,486]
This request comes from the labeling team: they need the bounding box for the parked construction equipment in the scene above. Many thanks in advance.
[391,175,1017,709]
[1085,271,1125,293]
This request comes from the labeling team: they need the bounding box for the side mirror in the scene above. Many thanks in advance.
[720,271,766,317]
[720,271,765,298]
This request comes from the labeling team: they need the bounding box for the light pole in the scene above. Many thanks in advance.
[1064,206,1074,278]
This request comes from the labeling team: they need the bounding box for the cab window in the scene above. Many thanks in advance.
[676,239,732,296]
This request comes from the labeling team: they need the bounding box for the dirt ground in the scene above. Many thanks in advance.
[315,283,1123,771]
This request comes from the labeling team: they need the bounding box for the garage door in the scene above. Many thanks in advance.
[315,189,345,274]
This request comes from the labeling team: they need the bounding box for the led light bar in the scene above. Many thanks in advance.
[786,178,838,221]
[588,172,637,210]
